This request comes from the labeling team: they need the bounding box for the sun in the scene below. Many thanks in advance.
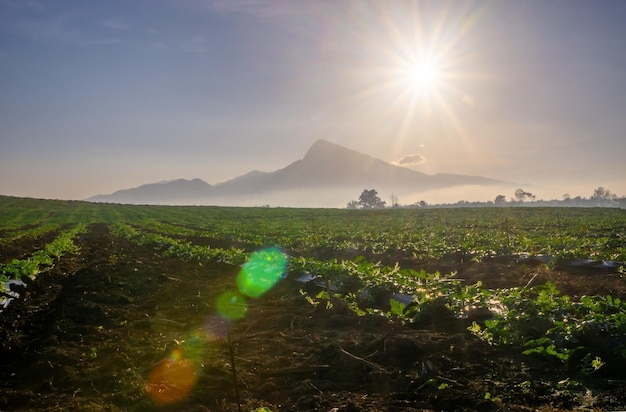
[338,2,482,147]
[404,59,441,94]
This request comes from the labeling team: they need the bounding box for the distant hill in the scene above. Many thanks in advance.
[88,178,213,205]
[86,139,506,206]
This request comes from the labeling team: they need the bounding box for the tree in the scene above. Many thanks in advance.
[591,186,615,200]
[591,186,616,206]
[357,189,387,209]
[494,194,506,204]
[514,188,535,202]
[390,194,399,208]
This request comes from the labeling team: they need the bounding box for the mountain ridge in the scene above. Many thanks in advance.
[86,139,506,206]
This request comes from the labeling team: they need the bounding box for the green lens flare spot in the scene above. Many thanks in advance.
[237,247,287,298]
[216,291,248,320]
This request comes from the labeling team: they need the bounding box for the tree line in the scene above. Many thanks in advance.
[347,187,624,209]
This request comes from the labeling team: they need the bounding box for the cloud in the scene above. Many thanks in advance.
[393,153,426,167]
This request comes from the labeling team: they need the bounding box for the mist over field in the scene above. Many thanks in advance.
[405,181,626,206]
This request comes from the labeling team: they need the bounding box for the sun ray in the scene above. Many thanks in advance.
[361,2,486,155]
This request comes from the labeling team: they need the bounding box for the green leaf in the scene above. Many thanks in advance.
[389,298,406,317]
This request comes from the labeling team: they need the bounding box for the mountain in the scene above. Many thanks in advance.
[218,170,269,184]
[209,139,501,195]
[87,178,213,205]
[86,139,506,207]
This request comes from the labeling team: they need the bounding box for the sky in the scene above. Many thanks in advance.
[1,0,625,204]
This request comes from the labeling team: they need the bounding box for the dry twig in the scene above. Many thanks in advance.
[336,346,386,372]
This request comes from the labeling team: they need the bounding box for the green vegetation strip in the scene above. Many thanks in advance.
[110,223,249,265]
[0,224,86,283]
[0,223,62,247]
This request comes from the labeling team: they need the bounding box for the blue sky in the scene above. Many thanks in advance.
[1,0,625,203]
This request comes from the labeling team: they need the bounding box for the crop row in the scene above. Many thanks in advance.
[0,224,86,284]
[110,223,250,266]
[0,223,64,249]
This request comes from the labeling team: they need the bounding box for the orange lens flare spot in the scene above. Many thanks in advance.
[168,348,184,362]
[145,358,198,406]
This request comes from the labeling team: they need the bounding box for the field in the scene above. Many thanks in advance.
[1,195,625,411]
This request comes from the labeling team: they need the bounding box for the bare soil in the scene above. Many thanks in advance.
[1,223,625,411]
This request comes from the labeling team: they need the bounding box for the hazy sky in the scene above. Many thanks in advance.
[1,0,625,202]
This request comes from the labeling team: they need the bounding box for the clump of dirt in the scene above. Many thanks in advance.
[0,224,625,411]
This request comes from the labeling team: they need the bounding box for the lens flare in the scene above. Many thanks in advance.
[145,333,210,405]
[145,355,198,406]
[146,248,288,405]
[178,334,204,363]
[202,313,229,340]
[237,247,287,298]
[216,290,248,320]
[168,348,184,362]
